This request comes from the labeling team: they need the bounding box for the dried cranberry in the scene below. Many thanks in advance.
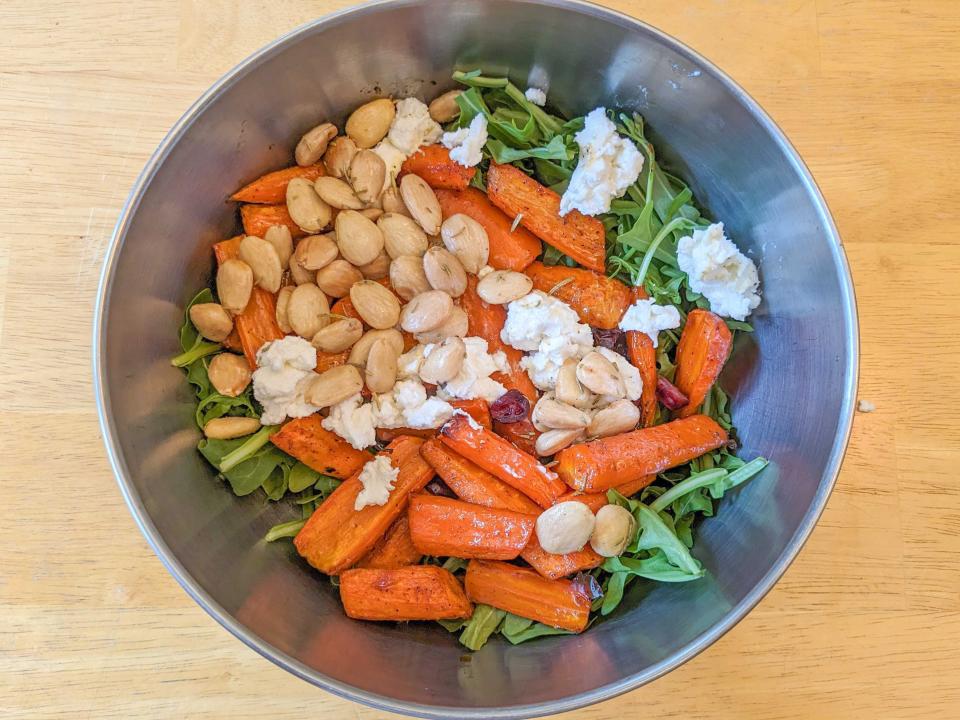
[489,389,530,423]
[425,478,456,498]
[591,326,622,350]
[656,376,689,410]
[571,572,603,601]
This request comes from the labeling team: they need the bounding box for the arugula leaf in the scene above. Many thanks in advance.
[500,614,572,644]
[172,289,221,367]
[264,519,306,542]
[458,604,506,651]
[486,135,573,163]
[288,462,321,493]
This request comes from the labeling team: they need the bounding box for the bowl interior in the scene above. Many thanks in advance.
[96,1,856,717]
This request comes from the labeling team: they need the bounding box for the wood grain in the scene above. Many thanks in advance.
[1,1,959,718]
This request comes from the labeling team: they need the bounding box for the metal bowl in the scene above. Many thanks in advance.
[94,0,858,717]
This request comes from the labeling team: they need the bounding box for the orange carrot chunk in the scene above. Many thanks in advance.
[234,288,285,368]
[555,415,728,492]
[556,474,657,512]
[270,414,371,479]
[486,163,606,272]
[439,414,565,508]
[492,418,540,456]
[625,286,659,427]
[520,535,604,580]
[525,262,631,330]
[231,164,326,204]
[407,494,535,560]
[399,145,476,190]
[435,187,542,271]
[355,516,422,570]
[240,203,307,239]
[673,309,733,418]
[340,565,473,621]
[213,235,244,265]
[464,560,591,633]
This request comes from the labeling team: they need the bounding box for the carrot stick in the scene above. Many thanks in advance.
[556,474,657,512]
[270,414,372,479]
[340,565,472,621]
[434,186,542,271]
[240,203,307,239]
[625,286,659,427]
[524,262,631,330]
[315,349,349,373]
[235,288,285,368]
[221,327,243,352]
[492,418,539,456]
[231,164,326,204]
[464,560,590,633]
[213,235,244,264]
[486,163,606,272]
[673,309,733,418]
[520,535,604,580]
[555,415,728,492]
[294,436,433,575]
[407,494,535,560]
[376,398,491,442]
[399,145,476,190]
[439,414,565,508]
[355,516,422,570]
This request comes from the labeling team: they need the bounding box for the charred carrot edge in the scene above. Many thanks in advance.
[355,516,422,570]
[270,414,372,479]
[235,288,285,368]
[493,418,540,456]
[555,415,728,492]
[435,186,541,271]
[376,398,492,443]
[674,309,733,418]
[294,436,433,575]
[525,262,632,330]
[520,535,604,580]
[399,145,476,191]
[439,414,565,509]
[465,560,590,633]
[407,494,536,560]
[625,285,659,427]
[340,565,473,621]
[556,474,657,512]
[240,203,306,239]
[486,163,605,273]
[230,164,326,204]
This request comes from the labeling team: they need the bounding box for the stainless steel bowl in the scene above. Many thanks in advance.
[94,1,858,716]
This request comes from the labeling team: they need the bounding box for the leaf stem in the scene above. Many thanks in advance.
[649,469,728,512]
[171,341,220,368]
[220,425,278,472]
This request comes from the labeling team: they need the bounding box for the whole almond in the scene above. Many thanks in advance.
[286,177,332,233]
[400,290,453,333]
[381,185,411,217]
[389,254,431,301]
[532,397,591,431]
[287,284,331,339]
[239,235,282,293]
[365,337,399,394]
[555,358,595,409]
[335,210,385,266]
[588,399,640,438]
[348,328,404,366]
[350,280,401,329]
[356,249,391,280]
[347,149,387,205]
[189,303,233,342]
[476,269,533,305]
[295,233,339,271]
[429,89,462,122]
[413,306,468,344]
[346,98,395,149]
[360,207,384,222]
[323,136,358,178]
[216,259,253,314]
[535,428,584,457]
[312,317,363,352]
[288,250,316,285]
[441,214,489,273]
[304,364,363,408]
[315,259,363,297]
[419,336,466,385]
[295,123,337,167]
[423,246,467,297]
[203,416,262,440]
[576,351,624,397]
[379,213,428,259]
[275,286,294,333]
[399,174,442,235]
[264,225,293,270]
[314,176,364,210]
[208,353,251,397]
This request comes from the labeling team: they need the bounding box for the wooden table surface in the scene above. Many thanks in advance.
[3,1,959,717]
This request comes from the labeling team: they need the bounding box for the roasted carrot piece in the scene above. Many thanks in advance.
[625,286,659,427]
[315,349,350,373]
[270,414,372,479]
[294,437,434,575]
[340,565,473,621]
[235,288,285,367]
[555,415,728,492]
[556,474,657,512]
[399,145,476,190]
[465,560,590,633]
[435,187,541,271]
[486,163,606,273]
[493,418,540,456]
[520,535,604,580]
[230,164,326,204]
[355,516,422,570]
[525,262,631,330]
[221,327,243,352]
[240,203,307,239]
[408,494,535,560]
[376,398,491,442]
[439,414,565,508]
[213,235,244,264]
[673,309,733,418]
[330,296,363,322]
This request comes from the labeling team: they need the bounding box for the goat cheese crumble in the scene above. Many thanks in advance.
[677,222,761,321]
[251,336,319,425]
[437,337,509,402]
[441,114,488,167]
[524,87,547,106]
[375,378,455,429]
[388,98,442,155]
[322,393,377,451]
[619,298,682,348]
[354,455,399,511]
[559,107,644,217]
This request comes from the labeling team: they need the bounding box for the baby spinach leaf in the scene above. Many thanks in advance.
[501,618,572,644]
[172,288,221,367]
[288,462,321,493]
[459,604,506,651]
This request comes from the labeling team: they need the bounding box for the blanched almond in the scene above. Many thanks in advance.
[365,338,399,393]
[419,336,466,385]
[348,328,404,366]
[413,306,468,344]
[389,254,431,301]
[381,185,411,217]
[239,235,282,293]
[356,249,390,280]
[476,270,532,305]
[323,136,358,178]
[347,150,387,205]
[288,250,316,285]
[423,246,467,297]
[216,259,253,315]
[350,280,401,329]
[264,225,293,269]
[576,352,624,397]
[400,290,453,333]
[346,98,395,149]
[555,358,594,409]
[588,399,640,438]
[286,177,332,233]
[335,210,384,266]
[189,303,233,342]
[275,286,294,333]
[441,214,489,273]
[304,364,363,408]
[203,416,261,440]
[295,233,339,271]
[400,173,442,235]
[379,213,428,259]
[535,428,585,457]
[532,397,591,431]
[295,123,337,166]
[429,89,462,122]
[315,259,363,297]
[208,353,251,397]
[287,283,330,339]
[590,504,637,557]
[311,317,363,352]
[314,176,364,210]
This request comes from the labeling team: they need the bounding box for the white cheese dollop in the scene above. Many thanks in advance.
[597,346,643,402]
[354,455,400,511]
[375,378,455,429]
[441,114,488,167]
[524,87,547,106]
[437,337,509,403]
[559,107,644,217]
[676,222,761,321]
[388,98,442,156]
[251,336,319,425]
[372,139,407,193]
[619,298,682,348]
[322,393,377,451]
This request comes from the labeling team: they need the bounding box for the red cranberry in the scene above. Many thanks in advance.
[425,478,456,498]
[489,389,530,423]
[571,572,603,601]
[656,376,689,410]
[592,326,628,358]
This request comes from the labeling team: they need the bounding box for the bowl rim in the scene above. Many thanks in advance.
[93,0,859,717]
